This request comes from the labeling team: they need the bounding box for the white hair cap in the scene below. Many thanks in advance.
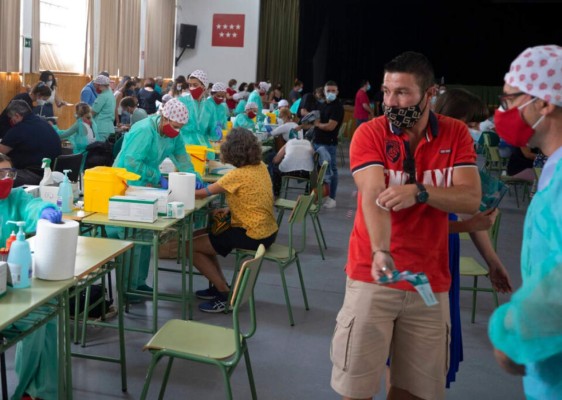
[245,102,258,111]
[211,82,227,93]
[278,99,289,108]
[258,81,271,92]
[161,98,189,124]
[93,75,111,86]
[189,69,208,87]
[504,44,562,106]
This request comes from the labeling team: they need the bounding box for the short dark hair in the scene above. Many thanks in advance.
[144,78,155,88]
[31,81,52,98]
[220,128,262,167]
[6,100,32,118]
[325,80,338,87]
[39,70,56,87]
[238,82,248,92]
[228,78,237,87]
[434,88,489,124]
[247,82,255,92]
[120,96,138,109]
[384,51,435,93]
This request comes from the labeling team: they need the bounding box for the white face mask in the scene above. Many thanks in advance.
[36,99,46,106]
[46,80,53,88]
[177,84,183,91]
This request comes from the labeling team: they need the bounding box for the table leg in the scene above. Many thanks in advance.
[62,290,73,400]
[152,232,159,333]
[115,253,128,392]
[187,214,194,320]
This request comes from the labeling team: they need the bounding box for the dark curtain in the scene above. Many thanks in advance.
[257,0,300,100]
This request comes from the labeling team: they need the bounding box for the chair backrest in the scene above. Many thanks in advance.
[53,153,84,182]
[312,161,329,206]
[287,194,314,254]
[338,121,347,139]
[230,244,266,341]
[489,209,502,251]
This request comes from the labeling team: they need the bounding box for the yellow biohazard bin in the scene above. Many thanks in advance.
[83,166,140,213]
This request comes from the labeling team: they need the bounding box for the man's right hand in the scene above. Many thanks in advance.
[371,250,396,282]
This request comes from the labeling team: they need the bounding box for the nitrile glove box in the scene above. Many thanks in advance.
[108,196,158,223]
[125,186,170,215]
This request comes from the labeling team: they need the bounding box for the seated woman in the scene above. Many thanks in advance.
[192,128,278,313]
[233,101,258,132]
[55,102,96,154]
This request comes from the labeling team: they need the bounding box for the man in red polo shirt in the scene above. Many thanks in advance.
[353,79,373,127]
[330,51,481,400]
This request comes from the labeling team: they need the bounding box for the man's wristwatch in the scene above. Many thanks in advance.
[415,182,429,204]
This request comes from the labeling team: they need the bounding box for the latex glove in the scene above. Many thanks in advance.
[265,125,273,133]
[195,179,206,190]
[40,207,62,223]
[159,176,169,189]
[214,126,223,141]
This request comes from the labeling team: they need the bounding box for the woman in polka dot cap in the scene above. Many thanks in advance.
[489,44,562,400]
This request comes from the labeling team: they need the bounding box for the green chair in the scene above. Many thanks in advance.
[140,245,266,400]
[459,209,502,323]
[278,152,320,199]
[275,161,329,259]
[235,194,314,326]
[337,121,348,167]
[482,145,506,176]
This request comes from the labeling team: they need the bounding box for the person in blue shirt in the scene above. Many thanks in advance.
[80,71,110,106]
[0,153,63,400]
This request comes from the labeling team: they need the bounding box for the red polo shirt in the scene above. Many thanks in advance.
[347,113,476,292]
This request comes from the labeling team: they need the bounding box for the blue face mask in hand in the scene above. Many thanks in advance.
[40,207,62,223]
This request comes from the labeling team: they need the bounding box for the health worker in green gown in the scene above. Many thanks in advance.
[233,101,258,132]
[0,153,63,400]
[247,81,270,124]
[201,82,229,142]
[233,82,252,116]
[111,98,203,293]
[91,74,116,142]
[178,69,219,149]
[55,102,97,154]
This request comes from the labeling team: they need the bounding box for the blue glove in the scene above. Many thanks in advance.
[195,178,206,190]
[160,176,169,189]
[40,207,62,223]
[214,126,223,141]
[265,125,273,133]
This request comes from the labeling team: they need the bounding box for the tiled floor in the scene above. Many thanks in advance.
[4,151,528,399]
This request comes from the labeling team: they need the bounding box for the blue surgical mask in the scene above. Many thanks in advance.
[298,87,303,93]
[325,92,337,102]
[366,84,371,91]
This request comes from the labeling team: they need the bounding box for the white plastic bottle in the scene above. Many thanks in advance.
[39,157,53,186]
[57,169,74,213]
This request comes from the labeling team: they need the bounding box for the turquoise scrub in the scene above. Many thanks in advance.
[198,97,224,149]
[488,154,562,400]
[1,189,58,400]
[234,99,247,116]
[111,115,199,289]
[233,113,256,132]
[248,90,265,123]
[91,88,116,141]
[56,118,98,154]
[177,95,213,148]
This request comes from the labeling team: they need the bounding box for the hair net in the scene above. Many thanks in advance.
[161,94,173,104]
[94,75,111,86]
[189,69,208,87]
[504,44,562,107]
[161,98,189,124]
[259,81,271,92]
[211,82,227,93]
[278,99,289,108]
[245,102,258,111]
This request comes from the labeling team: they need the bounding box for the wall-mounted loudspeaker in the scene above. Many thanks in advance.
[178,24,197,49]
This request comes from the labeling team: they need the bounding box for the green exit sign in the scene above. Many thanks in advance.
[24,37,32,48]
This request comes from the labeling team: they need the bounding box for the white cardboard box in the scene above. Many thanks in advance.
[125,186,170,215]
[109,196,158,223]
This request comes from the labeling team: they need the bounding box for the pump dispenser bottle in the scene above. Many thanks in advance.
[57,169,73,213]
[39,158,53,186]
[6,221,32,288]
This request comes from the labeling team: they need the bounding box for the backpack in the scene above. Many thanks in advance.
[69,284,113,319]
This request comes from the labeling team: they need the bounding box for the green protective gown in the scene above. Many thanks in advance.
[56,118,98,154]
[233,113,256,132]
[110,115,200,290]
[488,157,562,400]
[91,88,116,141]
[201,97,228,144]
[1,189,59,400]
[177,95,215,149]
[248,90,265,122]
[233,99,247,116]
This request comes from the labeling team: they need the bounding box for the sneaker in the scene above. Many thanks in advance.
[199,295,228,313]
[323,197,336,209]
[195,285,220,300]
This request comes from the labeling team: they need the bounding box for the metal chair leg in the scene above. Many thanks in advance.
[471,276,479,323]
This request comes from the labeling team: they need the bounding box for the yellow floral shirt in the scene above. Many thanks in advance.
[217,162,278,239]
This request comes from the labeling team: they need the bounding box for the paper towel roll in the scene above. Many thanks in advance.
[169,172,195,210]
[34,219,79,280]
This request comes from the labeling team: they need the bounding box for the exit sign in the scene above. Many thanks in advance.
[24,37,32,48]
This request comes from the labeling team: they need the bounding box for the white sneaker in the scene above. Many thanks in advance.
[323,197,336,209]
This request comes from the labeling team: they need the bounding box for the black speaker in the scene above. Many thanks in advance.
[178,24,197,49]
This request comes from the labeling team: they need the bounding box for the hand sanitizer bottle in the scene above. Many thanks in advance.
[39,158,53,186]
[6,221,32,288]
[57,169,73,213]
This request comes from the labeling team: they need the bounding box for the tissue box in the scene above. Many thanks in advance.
[40,184,59,203]
[109,196,158,223]
[0,261,7,298]
[166,201,185,219]
[125,186,170,215]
